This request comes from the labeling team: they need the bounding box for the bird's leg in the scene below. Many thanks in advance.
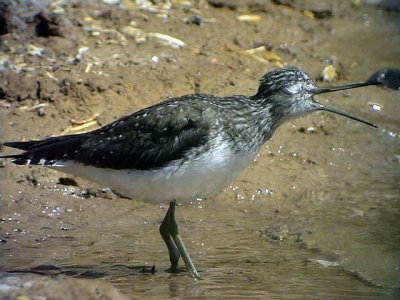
[159,200,200,279]
[159,201,180,272]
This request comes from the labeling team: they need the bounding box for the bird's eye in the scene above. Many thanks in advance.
[283,83,302,95]
[282,87,295,95]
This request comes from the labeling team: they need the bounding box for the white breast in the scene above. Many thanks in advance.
[51,138,258,203]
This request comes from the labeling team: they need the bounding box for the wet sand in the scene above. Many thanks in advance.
[1,0,399,299]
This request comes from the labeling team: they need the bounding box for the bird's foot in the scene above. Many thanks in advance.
[159,200,200,279]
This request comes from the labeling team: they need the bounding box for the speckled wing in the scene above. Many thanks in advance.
[1,97,211,170]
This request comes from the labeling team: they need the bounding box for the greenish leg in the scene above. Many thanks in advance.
[159,201,180,272]
[159,200,200,279]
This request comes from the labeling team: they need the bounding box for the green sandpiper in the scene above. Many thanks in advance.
[0,66,379,279]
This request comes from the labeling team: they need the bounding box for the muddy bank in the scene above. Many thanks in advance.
[1,0,400,299]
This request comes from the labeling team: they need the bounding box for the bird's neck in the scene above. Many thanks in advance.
[258,106,284,144]
[252,95,292,143]
[224,97,285,151]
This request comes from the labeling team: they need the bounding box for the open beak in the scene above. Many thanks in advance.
[312,82,378,128]
[313,82,378,94]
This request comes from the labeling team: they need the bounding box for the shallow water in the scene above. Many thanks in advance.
[1,1,400,299]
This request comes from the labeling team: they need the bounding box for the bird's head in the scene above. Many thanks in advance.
[253,66,377,128]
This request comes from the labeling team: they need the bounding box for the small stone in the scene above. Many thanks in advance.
[367,102,382,112]
[183,15,203,25]
[38,107,45,116]
[58,177,79,186]
[321,64,337,82]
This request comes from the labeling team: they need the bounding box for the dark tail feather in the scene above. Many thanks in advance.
[2,136,79,151]
[1,134,86,166]
[3,141,43,151]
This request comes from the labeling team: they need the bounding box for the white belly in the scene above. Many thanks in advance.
[52,141,258,203]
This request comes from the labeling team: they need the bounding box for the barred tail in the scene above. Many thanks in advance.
[1,134,85,166]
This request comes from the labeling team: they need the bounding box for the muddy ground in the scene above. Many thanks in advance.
[0,0,399,299]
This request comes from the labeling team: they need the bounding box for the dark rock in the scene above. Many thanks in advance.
[31,264,60,271]
[207,0,238,10]
[58,177,79,187]
[367,68,400,91]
